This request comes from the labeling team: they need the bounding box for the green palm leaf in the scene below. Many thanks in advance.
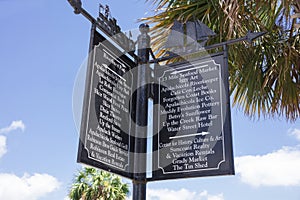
[68,167,129,200]
[144,0,300,121]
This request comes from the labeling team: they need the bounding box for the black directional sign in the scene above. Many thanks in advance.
[77,29,234,182]
[151,53,234,181]
[77,30,135,179]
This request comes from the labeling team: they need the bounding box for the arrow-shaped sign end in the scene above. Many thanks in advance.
[246,31,267,43]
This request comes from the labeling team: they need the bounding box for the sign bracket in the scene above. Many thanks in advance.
[68,0,138,61]
[149,31,266,64]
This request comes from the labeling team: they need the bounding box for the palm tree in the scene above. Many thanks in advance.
[143,0,300,121]
[69,167,129,200]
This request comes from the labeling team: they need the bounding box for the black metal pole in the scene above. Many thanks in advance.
[88,23,96,52]
[132,24,150,200]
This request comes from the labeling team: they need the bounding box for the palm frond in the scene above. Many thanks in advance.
[144,0,300,121]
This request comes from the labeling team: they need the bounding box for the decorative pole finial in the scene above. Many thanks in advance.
[137,24,151,64]
[139,23,150,34]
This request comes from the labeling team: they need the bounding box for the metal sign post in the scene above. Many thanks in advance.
[68,1,266,199]
[132,24,151,200]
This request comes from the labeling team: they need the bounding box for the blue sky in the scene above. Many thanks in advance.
[0,0,300,200]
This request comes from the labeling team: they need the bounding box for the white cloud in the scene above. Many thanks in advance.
[0,173,60,200]
[140,188,224,200]
[288,128,300,141]
[0,120,25,134]
[0,135,7,159]
[0,120,25,159]
[235,146,300,187]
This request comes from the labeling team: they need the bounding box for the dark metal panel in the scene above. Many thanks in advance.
[77,28,136,180]
[150,52,234,181]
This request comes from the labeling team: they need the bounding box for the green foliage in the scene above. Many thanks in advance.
[144,0,300,121]
[69,167,129,200]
